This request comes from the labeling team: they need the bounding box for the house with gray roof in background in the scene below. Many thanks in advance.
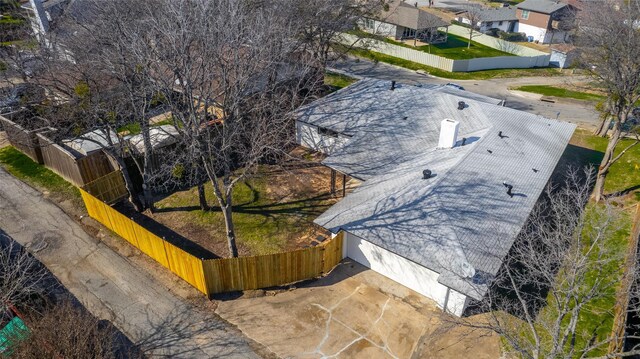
[456,7,518,33]
[516,0,577,44]
[360,0,450,44]
[295,78,575,316]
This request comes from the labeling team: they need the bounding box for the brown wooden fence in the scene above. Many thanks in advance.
[81,170,128,205]
[79,178,344,297]
[38,134,116,187]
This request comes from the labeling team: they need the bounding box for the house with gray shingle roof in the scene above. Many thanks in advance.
[295,79,574,316]
[515,0,577,44]
[456,7,518,33]
[360,0,450,44]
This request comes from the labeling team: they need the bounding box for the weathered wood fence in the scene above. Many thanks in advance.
[37,134,116,187]
[1,113,117,186]
[80,176,344,296]
[0,113,46,164]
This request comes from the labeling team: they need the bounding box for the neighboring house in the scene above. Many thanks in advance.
[457,7,518,33]
[516,0,576,44]
[295,79,574,316]
[360,0,450,43]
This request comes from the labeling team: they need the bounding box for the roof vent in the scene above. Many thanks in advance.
[437,119,460,149]
[422,169,432,179]
[503,181,514,197]
[391,80,396,91]
[457,101,466,110]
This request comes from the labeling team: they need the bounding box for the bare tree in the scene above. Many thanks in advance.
[575,0,640,202]
[452,168,640,358]
[0,233,48,315]
[293,0,382,69]
[117,0,324,257]
[462,5,484,49]
[10,299,131,359]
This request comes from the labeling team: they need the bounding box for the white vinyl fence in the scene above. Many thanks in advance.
[339,27,550,72]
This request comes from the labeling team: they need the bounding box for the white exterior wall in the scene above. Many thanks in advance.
[295,120,350,155]
[343,231,469,316]
[458,17,514,33]
[518,22,547,43]
[360,19,400,39]
[478,20,514,33]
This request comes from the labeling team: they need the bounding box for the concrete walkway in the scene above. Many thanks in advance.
[0,167,259,358]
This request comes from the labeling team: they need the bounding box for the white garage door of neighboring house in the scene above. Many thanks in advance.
[342,231,469,316]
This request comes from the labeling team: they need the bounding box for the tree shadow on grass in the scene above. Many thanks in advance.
[114,202,219,259]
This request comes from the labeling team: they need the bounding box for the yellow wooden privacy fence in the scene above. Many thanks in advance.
[202,232,344,294]
[80,188,208,294]
[79,179,344,297]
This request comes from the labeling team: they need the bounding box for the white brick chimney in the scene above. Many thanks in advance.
[437,119,459,149]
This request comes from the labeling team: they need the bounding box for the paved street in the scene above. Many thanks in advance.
[331,58,601,129]
[0,167,259,358]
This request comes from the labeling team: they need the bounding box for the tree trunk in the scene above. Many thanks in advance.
[221,204,239,257]
[594,116,612,137]
[594,122,623,202]
[141,121,155,213]
[198,183,208,211]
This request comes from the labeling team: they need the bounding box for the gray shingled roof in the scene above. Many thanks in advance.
[471,8,518,22]
[517,0,569,14]
[296,79,575,300]
[377,0,449,30]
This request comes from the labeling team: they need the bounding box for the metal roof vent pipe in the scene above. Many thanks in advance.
[457,101,466,110]
[391,80,396,91]
[437,119,460,149]
[422,169,432,179]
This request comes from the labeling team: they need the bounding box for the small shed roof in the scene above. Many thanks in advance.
[297,79,575,300]
[63,129,118,156]
[127,125,180,154]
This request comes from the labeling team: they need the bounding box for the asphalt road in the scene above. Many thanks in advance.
[330,58,601,129]
[0,167,259,358]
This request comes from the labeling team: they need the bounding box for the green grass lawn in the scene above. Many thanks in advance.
[0,146,80,202]
[570,129,640,201]
[155,164,337,256]
[413,33,514,60]
[346,46,563,80]
[352,30,514,60]
[513,85,607,102]
[324,71,358,90]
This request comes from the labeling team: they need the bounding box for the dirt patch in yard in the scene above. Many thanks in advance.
[131,147,346,258]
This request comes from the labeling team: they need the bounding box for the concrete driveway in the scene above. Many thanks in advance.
[215,260,500,359]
